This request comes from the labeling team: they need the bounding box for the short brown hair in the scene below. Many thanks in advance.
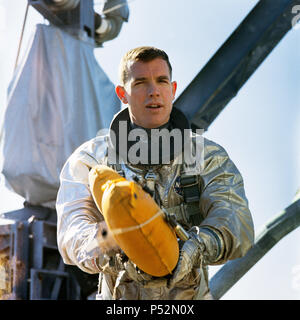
[119,46,172,86]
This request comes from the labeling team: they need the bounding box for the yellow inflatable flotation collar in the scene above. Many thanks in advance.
[89,164,179,277]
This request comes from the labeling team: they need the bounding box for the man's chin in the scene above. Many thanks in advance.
[143,116,170,129]
[143,122,167,129]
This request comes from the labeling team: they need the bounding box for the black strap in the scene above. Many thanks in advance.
[180,175,200,203]
[180,173,202,225]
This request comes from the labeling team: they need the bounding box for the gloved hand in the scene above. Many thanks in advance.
[124,260,153,283]
[124,260,169,288]
[79,221,123,275]
[96,221,127,276]
[96,220,121,256]
[168,226,223,288]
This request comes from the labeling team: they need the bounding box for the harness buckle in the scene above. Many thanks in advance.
[144,168,157,181]
[144,168,157,197]
[180,175,198,188]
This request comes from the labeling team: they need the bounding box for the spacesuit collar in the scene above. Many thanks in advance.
[108,107,191,166]
[129,119,171,133]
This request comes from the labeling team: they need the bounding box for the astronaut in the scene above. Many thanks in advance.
[56,46,254,300]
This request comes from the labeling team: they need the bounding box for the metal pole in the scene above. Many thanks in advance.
[209,195,300,299]
[14,2,29,73]
[174,0,300,130]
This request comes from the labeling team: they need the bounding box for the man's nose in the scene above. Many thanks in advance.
[148,83,160,97]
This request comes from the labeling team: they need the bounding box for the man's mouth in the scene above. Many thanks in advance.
[146,104,162,109]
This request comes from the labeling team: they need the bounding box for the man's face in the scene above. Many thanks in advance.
[116,58,177,128]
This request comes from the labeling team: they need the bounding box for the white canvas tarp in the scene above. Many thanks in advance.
[0,24,120,208]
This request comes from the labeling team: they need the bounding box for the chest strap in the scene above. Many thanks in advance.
[178,173,203,226]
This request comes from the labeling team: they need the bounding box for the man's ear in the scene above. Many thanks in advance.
[171,81,177,100]
[115,85,128,104]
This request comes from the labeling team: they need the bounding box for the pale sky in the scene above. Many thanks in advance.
[0,0,299,299]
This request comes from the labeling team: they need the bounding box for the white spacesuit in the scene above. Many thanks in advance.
[56,106,254,300]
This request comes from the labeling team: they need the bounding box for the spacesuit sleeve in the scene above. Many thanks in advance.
[198,138,254,264]
[56,138,109,274]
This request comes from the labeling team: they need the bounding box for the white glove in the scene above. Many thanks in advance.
[80,221,124,275]
[124,260,168,288]
[124,260,153,283]
[168,227,223,287]
[96,221,121,256]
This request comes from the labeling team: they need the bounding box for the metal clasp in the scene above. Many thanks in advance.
[144,168,157,181]
[144,168,157,193]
